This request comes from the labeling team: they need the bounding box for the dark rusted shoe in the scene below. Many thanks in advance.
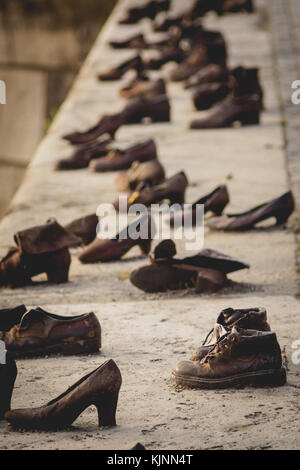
[191,307,271,362]
[119,0,170,24]
[0,308,101,358]
[172,328,286,389]
[207,191,295,231]
[169,186,229,228]
[115,172,189,212]
[55,138,112,171]
[90,139,158,173]
[64,214,99,246]
[0,343,17,419]
[63,114,124,145]
[120,78,167,100]
[5,359,122,430]
[190,93,261,129]
[184,64,229,89]
[79,214,156,264]
[0,305,27,332]
[98,55,143,81]
[109,34,149,50]
[116,160,166,192]
[0,219,80,288]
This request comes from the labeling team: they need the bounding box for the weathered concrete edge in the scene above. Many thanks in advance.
[268,0,300,288]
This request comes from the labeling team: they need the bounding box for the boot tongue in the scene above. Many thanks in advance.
[19,308,50,332]
[0,340,6,365]
[204,323,228,346]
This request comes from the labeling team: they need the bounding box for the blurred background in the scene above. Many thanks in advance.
[0,0,117,218]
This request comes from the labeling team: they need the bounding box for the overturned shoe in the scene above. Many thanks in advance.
[64,214,99,246]
[207,191,295,231]
[90,139,158,173]
[172,327,286,389]
[116,160,166,192]
[0,341,17,419]
[0,305,27,332]
[98,55,143,81]
[0,219,81,288]
[5,359,122,430]
[191,307,271,362]
[0,308,101,358]
[55,138,112,171]
[79,214,156,264]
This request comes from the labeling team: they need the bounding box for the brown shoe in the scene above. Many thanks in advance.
[120,78,167,100]
[64,214,99,246]
[98,55,143,81]
[5,359,122,430]
[172,328,286,389]
[0,308,101,358]
[191,307,271,362]
[63,114,124,145]
[79,214,156,264]
[0,305,27,332]
[207,191,295,231]
[192,82,230,110]
[110,34,149,50]
[119,0,170,24]
[55,138,112,171]
[0,219,80,288]
[116,160,166,192]
[122,94,171,124]
[0,343,17,419]
[90,139,158,173]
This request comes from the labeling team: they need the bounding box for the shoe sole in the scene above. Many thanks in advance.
[172,367,287,389]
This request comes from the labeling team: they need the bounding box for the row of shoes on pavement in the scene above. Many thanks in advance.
[0,305,286,430]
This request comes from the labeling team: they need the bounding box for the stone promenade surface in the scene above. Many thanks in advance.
[0,0,299,450]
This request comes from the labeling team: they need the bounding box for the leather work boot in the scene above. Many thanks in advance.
[98,55,143,81]
[130,240,249,293]
[119,0,170,24]
[79,214,156,264]
[0,219,81,288]
[207,191,295,231]
[0,308,101,358]
[120,78,167,100]
[114,172,189,212]
[172,328,286,389]
[63,114,124,145]
[0,305,27,332]
[55,138,112,171]
[191,307,271,362]
[169,185,229,227]
[64,214,99,246]
[6,359,122,430]
[90,139,158,173]
[115,160,166,192]
[0,342,17,419]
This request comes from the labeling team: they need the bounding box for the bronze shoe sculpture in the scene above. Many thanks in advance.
[98,55,143,81]
[0,307,101,358]
[190,307,271,362]
[130,239,249,293]
[55,138,112,171]
[116,160,166,192]
[207,191,295,231]
[0,219,81,288]
[5,359,122,430]
[172,327,286,389]
[79,214,156,264]
[64,214,99,246]
[0,305,27,332]
[0,342,17,419]
[119,0,170,24]
[90,139,158,173]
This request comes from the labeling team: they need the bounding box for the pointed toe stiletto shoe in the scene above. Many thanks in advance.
[5,359,122,430]
[63,114,124,145]
[55,138,112,171]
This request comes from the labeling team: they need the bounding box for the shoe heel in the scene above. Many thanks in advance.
[240,110,260,125]
[248,368,287,388]
[95,391,119,427]
[275,212,291,226]
[150,103,171,123]
[211,202,228,216]
[46,249,71,284]
[139,239,152,255]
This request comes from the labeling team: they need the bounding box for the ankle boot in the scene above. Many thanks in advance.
[120,78,167,100]
[114,172,189,212]
[0,219,81,288]
[0,342,17,419]
[231,66,264,110]
[191,307,271,362]
[119,0,170,24]
[5,359,122,430]
[98,55,143,81]
[0,305,27,332]
[207,191,295,231]
[0,308,101,358]
[116,160,166,192]
[63,114,124,145]
[90,139,158,173]
[64,214,99,246]
[55,138,112,171]
[79,214,156,264]
[172,328,286,389]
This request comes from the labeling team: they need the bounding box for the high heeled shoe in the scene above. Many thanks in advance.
[114,172,189,212]
[207,191,295,231]
[0,343,17,419]
[169,185,229,227]
[5,359,122,430]
[63,114,124,145]
[64,214,99,246]
[0,305,27,332]
[98,55,143,81]
[55,138,112,171]
[90,139,158,173]
[115,160,166,192]
[0,219,81,288]
[79,214,156,264]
